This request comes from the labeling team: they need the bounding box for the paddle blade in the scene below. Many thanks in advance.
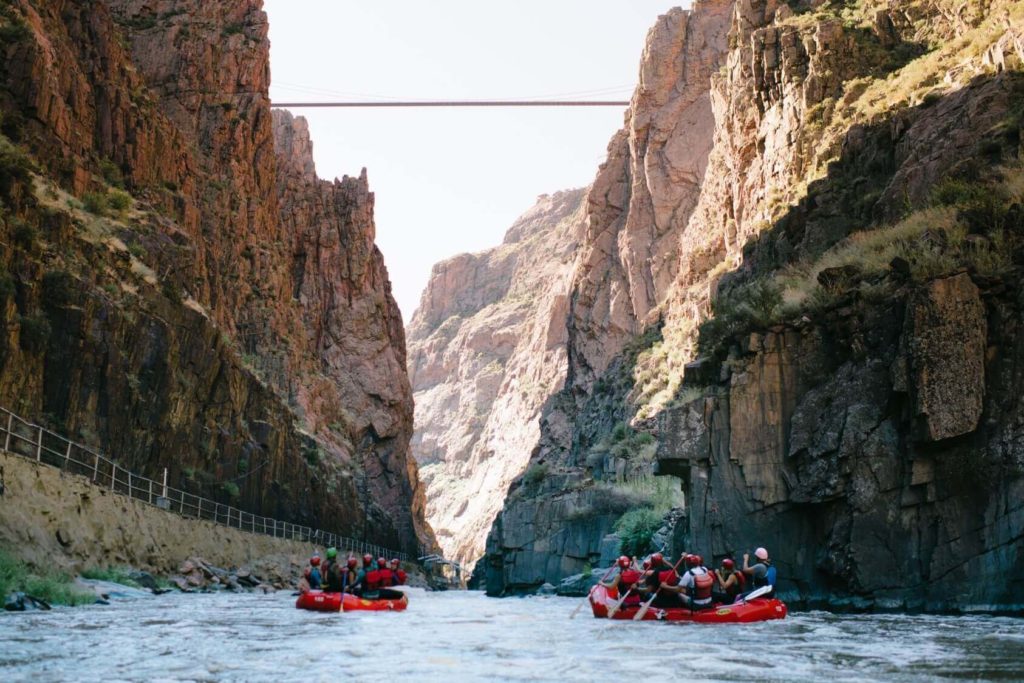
[633,597,655,621]
[742,585,772,602]
[569,593,589,619]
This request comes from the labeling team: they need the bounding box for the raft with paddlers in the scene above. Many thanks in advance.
[295,589,408,613]
[588,584,786,623]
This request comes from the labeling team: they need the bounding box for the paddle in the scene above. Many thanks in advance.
[739,585,772,603]
[570,564,618,619]
[606,561,648,619]
[632,555,687,621]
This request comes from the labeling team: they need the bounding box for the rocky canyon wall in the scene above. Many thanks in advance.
[483,0,1024,611]
[0,0,434,555]
[406,190,586,566]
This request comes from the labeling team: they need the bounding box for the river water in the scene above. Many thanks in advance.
[2,589,1024,682]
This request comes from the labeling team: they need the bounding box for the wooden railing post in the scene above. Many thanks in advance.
[110,464,116,491]
[148,479,153,504]
[63,441,72,470]
[35,427,42,462]
[3,412,12,452]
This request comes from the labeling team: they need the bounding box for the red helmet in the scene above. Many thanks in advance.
[692,554,703,567]
[362,553,373,565]
[685,554,699,568]
[722,558,735,569]
[347,557,358,569]
[616,555,630,569]
[642,558,651,570]
[310,556,321,566]
[377,557,387,568]
[650,552,664,566]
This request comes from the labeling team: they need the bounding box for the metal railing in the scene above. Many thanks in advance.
[0,407,407,561]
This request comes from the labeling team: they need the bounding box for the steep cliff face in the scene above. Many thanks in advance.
[484,0,1024,609]
[0,0,434,554]
[407,190,586,565]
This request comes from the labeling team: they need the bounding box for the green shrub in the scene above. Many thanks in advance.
[0,109,25,142]
[0,11,30,44]
[614,508,663,557]
[18,314,51,353]
[0,272,15,301]
[221,482,240,499]
[107,189,131,213]
[162,280,182,304]
[522,463,548,488]
[42,270,76,308]
[98,159,124,188]
[82,191,109,215]
[0,143,33,198]
[698,279,783,355]
[79,566,140,588]
[10,218,35,249]
[611,422,628,443]
[0,548,93,606]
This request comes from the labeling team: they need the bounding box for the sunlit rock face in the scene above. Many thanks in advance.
[407,189,586,566]
[0,0,435,555]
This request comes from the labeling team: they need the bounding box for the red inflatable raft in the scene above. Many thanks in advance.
[588,585,786,623]
[295,590,408,613]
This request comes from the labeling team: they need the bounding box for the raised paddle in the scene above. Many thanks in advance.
[570,564,618,619]
[632,555,687,621]
[739,585,772,603]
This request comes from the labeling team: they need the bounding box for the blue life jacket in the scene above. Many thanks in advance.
[309,567,322,588]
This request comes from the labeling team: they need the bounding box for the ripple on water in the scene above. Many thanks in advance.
[1,591,1024,682]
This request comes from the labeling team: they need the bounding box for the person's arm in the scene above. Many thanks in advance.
[742,553,753,575]
[723,573,736,589]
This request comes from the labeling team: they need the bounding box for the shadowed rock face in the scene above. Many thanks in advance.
[657,271,1022,612]
[482,0,1024,611]
[0,1,435,555]
[407,190,586,566]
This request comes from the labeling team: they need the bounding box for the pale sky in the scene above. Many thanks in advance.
[265,1,686,321]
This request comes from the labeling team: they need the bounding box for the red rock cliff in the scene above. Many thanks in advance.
[0,0,435,554]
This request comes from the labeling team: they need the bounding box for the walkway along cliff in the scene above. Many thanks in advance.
[0,0,436,561]
[473,0,1024,612]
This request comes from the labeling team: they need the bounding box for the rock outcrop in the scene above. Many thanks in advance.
[407,190,586,565]
[482,0,1024,612]
[0,1,435,555]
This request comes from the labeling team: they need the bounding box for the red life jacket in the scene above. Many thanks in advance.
[658,570,679,586]
[378,568,393,586]
[395,570,407,585]
[693,571,714,600]
[365,569,382,590]
[619,569,640,593]
[722,569,745,596]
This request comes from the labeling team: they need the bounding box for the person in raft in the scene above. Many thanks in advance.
[713,557,746,604]
[389,558,407,586]
[343,556,360,591]
[651,556,685,608]
[677,554,715,609]
[302,554,322,591]
[600,556,643,607]
[322,547,347,593]
[351,554,375,596]
[353,555,404,601]
[639,552,672,602]
[742,547,777,598]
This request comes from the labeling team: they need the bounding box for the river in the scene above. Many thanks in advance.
[2,589,1023,682]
